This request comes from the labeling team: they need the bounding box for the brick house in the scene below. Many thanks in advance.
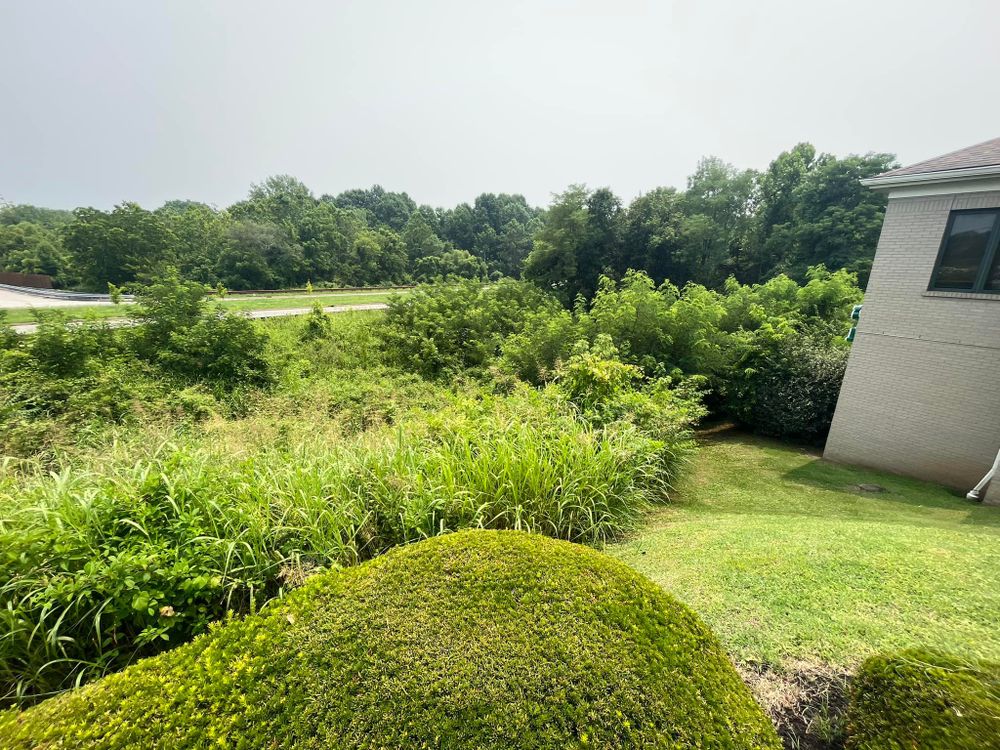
[824,138,1000,503]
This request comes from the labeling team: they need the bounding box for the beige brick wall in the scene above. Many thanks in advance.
[824,191,1000,490]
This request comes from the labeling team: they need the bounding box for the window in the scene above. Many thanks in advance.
[930,209,1000,292]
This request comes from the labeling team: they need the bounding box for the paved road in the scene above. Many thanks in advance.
[0,286,118,309]
[9,302,388,335]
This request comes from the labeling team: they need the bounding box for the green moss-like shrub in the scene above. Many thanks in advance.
[847,649,1000,749]
[0,530,779,749]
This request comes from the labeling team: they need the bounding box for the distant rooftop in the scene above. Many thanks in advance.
[864,137,1000,187]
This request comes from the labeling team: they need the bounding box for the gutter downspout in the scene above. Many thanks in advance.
[967,448,1000,501]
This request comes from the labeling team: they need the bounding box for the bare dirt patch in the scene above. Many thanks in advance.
[738,661,852,750]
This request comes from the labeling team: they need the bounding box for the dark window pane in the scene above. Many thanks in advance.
[987,246,1000,291]
[934,212,997,289]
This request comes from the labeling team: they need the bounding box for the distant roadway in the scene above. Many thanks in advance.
[0,285,388,335]
[0,285,117,308]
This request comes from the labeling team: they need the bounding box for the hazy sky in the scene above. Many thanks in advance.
[2,0,999,211]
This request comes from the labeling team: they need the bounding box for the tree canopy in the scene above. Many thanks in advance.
[0,143,895,293]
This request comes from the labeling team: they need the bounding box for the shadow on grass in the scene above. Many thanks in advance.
[693,427,1000,531]
[783,456,1000,528]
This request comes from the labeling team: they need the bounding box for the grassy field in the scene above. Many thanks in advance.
[610,432,1000,669]
[217,290,400,312]
[0,290,403,325]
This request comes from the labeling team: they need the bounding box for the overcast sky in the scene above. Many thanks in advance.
[2,0,999,211]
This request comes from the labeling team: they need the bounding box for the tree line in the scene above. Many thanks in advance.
[0,142,895,294]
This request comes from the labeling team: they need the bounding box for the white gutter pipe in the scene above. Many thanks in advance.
[967,448,1000,501]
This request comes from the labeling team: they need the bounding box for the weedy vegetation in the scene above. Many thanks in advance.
[2,263,959,750]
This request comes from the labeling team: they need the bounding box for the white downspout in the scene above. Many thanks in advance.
[967,447,1000,501]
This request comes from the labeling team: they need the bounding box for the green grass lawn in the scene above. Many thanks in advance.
[610,432,1000,670]
[217,290,399,312]
[0,290,403,325]
[1,304,124,325]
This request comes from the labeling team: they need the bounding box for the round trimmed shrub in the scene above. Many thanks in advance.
[848,649,1000,749]
[0,530,780,749]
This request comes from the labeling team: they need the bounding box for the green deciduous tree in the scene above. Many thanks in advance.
[413,248,486,281]
[679,157,758,284]
[402,212,444,262]
[156,201,232,284]
[623,187,685,284]
[0,222,73,285]
[523,186,625,303]
[63,203,177,289]
[217,221,303,290]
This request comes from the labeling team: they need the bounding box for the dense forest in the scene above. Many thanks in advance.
[0,143,895,293]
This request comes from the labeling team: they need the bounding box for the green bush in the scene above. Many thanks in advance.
[848,649,1000,750]
[0,315,171,457]
[725,329,848,442]
[501,305,580,384]
[127,273,273,388]
[380,278,560,377]
[299,300,332,341]
[501,268,859,398]
[556,335,644,411]
[0,531,781,750]
[553,335,706,441]
[0,275,276,458]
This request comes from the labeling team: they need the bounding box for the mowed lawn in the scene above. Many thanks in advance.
[0,289,403,325]
[610,432,1000,669]
[217,290,400,312]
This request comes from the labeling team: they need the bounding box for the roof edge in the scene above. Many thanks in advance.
[861,164,1000,190]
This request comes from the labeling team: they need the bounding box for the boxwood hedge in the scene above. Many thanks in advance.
[0,530,780,749]
[848,649,1000,749]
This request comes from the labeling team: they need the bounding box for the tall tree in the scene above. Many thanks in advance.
[439,203,476,251]
[297,202,365,283]
[229,175,315,228]
[329,186,416,231]
[680,157,758,284]
[751,143,817,282]
[218,221,304,290]
[623,187,685,283]
[766,152,897,285]
[523,186,624,303]
[402,212,444,262]
[523,186,588,303]
[579,188,625,287]
[157,201,232,284]
[0,221,73,284]
[63,203,176,289]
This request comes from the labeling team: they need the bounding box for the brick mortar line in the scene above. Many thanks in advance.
[855,329,1000,352]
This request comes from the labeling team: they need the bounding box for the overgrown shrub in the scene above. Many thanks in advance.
[554,334,706,439]
[155,312,272,388]
[380,278,560,377]
[299,301,332,341]
[0,275,275,457]
[847,649,1000,749]
[725,329,849,442]
[501,306,580,384]
[501,268,858,399]
[267,308,386,374]
[0,315,169,457]
[127,273,273,388]
[0,531,782,750]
